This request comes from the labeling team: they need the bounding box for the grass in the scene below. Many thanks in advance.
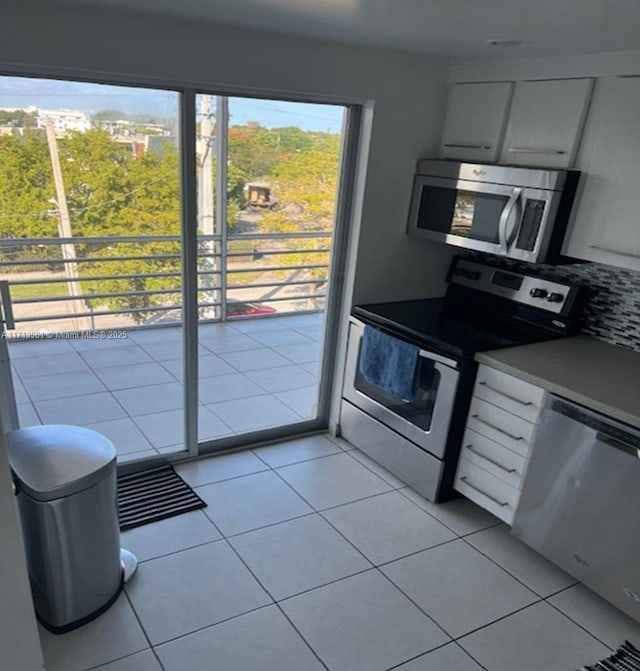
[9,283,67,300]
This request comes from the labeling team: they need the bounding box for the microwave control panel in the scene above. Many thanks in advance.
[515,200,546,251]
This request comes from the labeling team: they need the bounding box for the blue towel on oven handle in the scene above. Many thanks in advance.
[358,325,419,401]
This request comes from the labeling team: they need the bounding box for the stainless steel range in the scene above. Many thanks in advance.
[340,256,588,502]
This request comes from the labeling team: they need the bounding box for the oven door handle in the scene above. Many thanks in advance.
[350,318,459,370]
[498,187,522,254]
[417,348,458,370]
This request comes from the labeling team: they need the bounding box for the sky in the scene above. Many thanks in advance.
[0,76,344,133]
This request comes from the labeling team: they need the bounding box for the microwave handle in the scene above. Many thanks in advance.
[498,188,522,254]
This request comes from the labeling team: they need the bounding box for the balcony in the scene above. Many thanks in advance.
[2,233,328,462]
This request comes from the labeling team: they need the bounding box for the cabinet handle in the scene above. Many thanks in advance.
[443,143,491,150]
[478,381,533,406]
[460,476,509,507]
[588,245,640,259]
[507,147,567,155]
[471,414,524,441]
[465,444,518,474]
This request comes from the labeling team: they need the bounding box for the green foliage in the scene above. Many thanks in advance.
[0,132,57,242]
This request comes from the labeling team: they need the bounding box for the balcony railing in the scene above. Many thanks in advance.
[0,232,331,334]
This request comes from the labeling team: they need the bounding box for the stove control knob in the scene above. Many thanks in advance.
[547,292,565,303]
[529,288,548,298]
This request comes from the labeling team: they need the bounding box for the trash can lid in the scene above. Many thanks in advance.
[6,425,117,501]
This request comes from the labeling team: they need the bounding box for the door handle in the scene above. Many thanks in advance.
[498,188,522,254]
[0,281,15,330]
[443,143,491,150]
[507,148,567,155]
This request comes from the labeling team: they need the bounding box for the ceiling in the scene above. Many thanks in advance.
[61,0,640,60]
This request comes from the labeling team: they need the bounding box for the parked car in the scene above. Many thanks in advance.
[226,300,277,318]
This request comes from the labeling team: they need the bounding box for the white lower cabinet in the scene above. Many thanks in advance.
[455,364,545,524]
[455,459,521,524]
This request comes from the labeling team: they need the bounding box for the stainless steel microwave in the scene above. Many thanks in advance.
[407,159,580,264]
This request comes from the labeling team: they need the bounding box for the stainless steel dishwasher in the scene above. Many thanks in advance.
[512,395,640,623]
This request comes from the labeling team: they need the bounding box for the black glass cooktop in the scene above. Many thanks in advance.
[353,297,562,360]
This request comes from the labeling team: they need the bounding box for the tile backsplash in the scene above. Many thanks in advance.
[476,255,640,353]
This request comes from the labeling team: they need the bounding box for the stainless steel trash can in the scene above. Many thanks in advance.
[6,424,131,634]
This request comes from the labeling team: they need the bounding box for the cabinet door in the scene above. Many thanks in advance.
[563,76,640,271]
[440,82,513,163]
[500,78,593,169]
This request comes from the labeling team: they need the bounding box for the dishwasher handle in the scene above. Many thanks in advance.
[549,397,640,452]
[596,432,640,458]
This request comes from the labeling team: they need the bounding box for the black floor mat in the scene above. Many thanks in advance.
[117,464,207,531]
[579,641,640,670]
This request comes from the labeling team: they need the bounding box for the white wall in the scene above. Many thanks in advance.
[0,430,45,670]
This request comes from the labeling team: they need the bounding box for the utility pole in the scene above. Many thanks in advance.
[44,117,85,332]
[197,95,217,319]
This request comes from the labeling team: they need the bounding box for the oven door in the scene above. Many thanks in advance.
[343,318,460,459]
[407,175,555,262]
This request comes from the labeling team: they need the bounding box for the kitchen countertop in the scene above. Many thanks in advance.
[476,335,640,428]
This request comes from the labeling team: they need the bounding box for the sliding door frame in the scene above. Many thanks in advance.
[0,66,364,464]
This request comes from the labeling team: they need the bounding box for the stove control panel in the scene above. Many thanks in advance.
[449,258,578,315]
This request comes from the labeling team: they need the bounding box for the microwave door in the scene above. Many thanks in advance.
[408,176,519,256]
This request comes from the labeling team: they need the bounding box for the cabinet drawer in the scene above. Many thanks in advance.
[474,366,545,422]
[467,397,536,456]
[455,458,520,525]
[460,428,527,489]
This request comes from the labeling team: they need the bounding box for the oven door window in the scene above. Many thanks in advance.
[417,185,509,243]
[355,353,441,432]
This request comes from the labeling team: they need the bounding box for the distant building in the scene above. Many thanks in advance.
[37,109,91,134]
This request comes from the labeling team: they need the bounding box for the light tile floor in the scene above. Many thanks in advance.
[38,433,640,671]
[9,314,323,463]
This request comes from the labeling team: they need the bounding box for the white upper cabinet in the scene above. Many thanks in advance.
[563,76,640,271]
[500,78,594,169]
[440,82,513,163]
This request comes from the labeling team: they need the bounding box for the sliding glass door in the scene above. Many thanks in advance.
[0,76,187,463]
[194,94,347,448]
[0,74,353,461]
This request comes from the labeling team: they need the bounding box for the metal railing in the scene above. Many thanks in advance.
[0,231,331,333]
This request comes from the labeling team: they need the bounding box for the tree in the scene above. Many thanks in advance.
[57,131,181,321]
[0,110,38,128]
[248,131,341,308]
[0,120,342,322]
[0,128,181,322]
[0,132,57,266]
